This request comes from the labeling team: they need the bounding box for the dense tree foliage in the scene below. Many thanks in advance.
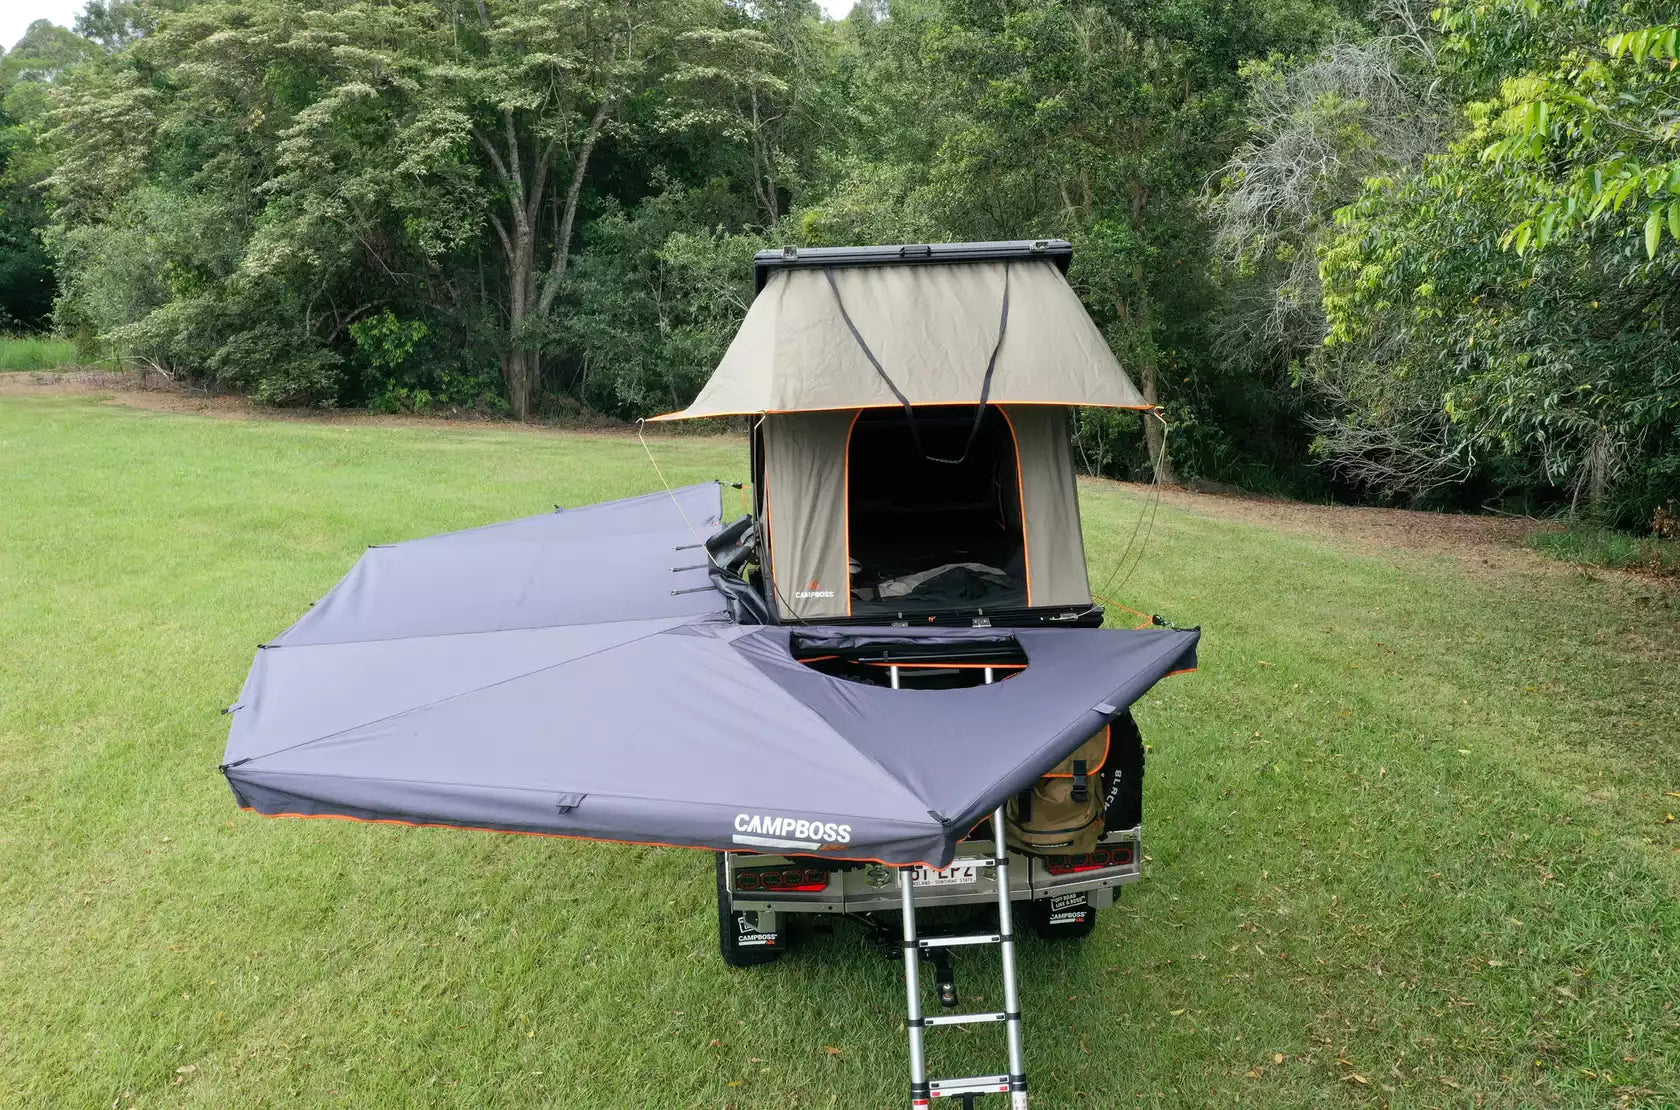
[0,20,98,328]
[1308,0,1677,526]
[1,0,1673,526]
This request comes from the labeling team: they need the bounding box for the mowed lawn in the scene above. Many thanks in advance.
[1,394,1676,1110]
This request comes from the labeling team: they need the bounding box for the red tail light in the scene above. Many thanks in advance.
[733,865,831,893]
[1045,845,1134,875]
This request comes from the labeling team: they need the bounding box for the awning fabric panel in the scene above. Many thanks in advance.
[1004,406,1091,609]
[223,482,1199,868]
[654,260,1146,419]
[275,484,727,645]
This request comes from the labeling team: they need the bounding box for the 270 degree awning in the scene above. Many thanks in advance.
[221,484,1197,867]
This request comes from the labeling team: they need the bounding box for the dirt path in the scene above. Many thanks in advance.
[1086,475,1554,571]
[0,370,648,436]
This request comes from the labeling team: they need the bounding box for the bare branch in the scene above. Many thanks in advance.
[1205,7,1451,368]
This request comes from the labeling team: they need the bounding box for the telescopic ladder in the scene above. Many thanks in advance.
[898,803,1028,1110]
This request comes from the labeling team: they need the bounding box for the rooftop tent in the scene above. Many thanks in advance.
[650,243,1147,418]
[651,241,1146,622]
[759,404,1091,621]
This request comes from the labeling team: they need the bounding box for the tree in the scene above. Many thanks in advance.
[0,20,99,328]
[42,0,719,411]
[1473,10,1680,259]
[435,0,696,419]
[671,0,847,229]
[1312,0,1679,520]
[802,0,1359,484]
[1206,1,1447,376]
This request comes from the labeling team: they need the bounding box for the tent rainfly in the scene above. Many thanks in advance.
[649,241,1153,622]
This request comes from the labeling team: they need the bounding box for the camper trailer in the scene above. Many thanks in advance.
[221,238,1197,1108]
[651,240,1162,966]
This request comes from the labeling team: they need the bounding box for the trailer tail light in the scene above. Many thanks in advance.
[1044,845,1134,875]
[733,865,831,893]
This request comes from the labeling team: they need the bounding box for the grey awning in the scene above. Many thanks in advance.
[222,484,1198,867]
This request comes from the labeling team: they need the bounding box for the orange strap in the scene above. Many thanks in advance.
[1093,593,1155,630]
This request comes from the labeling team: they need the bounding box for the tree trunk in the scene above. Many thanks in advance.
[1137,355,1176,485]
[501,210,539,420]
[1116,281,1175,485]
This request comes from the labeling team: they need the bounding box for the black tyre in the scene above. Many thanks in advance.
[1025,890,1103,941]
[1101,711,1144,831]
[716,853,784,967]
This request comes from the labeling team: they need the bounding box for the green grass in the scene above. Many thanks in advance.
[1529,526,1680,577]
[1,394,1676,1110]
[0,333,79,372]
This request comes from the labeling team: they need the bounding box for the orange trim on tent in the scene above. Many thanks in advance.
[842,410,861,617]
[647,401,1160,422]
[237,807,956,871]
[997,406,1032,607]
[762,452,778,616]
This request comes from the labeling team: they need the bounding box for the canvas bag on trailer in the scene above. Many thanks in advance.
[1004,712,1144,856]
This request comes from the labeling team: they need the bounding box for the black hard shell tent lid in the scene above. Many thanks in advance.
[222,483,1198,867]
[647,240,1154,622]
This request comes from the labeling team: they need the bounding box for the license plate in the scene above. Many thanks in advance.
[911,862,981,887]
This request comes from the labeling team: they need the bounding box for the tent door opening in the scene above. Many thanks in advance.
[847,406,1028,616]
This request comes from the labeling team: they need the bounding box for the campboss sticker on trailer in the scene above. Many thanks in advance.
[732,813,852,851]
[733,911,778,948]
[1047,891,1091,926]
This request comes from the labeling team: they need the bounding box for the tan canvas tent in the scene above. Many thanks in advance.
[657,241,1149,622]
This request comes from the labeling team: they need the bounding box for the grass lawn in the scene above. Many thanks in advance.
[1529,527,1680,578]
[0,334,80,372]
[1,393,1676,1110]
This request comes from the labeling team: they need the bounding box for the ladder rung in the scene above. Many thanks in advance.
[924,1011,1007,1027]
[917,933,1001,949]
[930,1075,1011,1097]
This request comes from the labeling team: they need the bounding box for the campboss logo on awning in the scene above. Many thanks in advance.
[793,578,835,600]
[733,812,851,850]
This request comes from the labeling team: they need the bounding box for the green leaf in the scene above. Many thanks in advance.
[1669,201,1680,243]
[1645,207,1663,258]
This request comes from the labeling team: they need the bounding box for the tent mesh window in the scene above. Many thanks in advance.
[847,405,1028,615]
